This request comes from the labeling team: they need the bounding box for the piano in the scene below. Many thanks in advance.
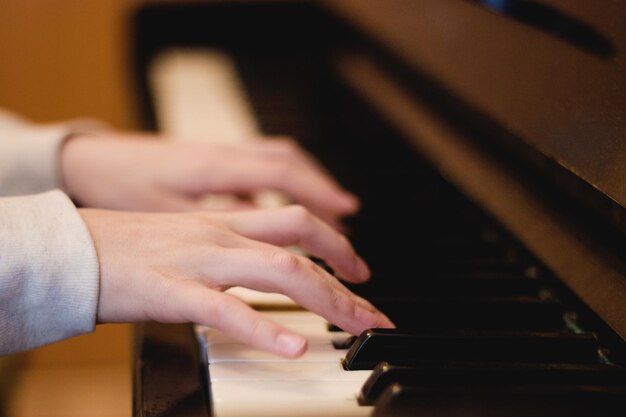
[130,1,626,416]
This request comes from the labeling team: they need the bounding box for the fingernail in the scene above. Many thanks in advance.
[355,306,379,328]
[356,306,395,329]
[339,193,359,211]
[277,332,307,356]
[356,256,371,280]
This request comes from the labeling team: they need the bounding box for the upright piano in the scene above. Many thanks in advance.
[130,1,626,416]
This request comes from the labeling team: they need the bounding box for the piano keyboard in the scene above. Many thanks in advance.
[204,311,371,417]
[148,46,626,416]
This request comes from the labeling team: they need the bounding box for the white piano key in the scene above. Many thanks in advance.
[260,311,327,324]
[149,48,259,140]
[209,362,370,381]
[202,311,352,345]
[212,379,365,402]
[208,342,344,363]
[202,311,327,335]
[203,329,350,346]
[225,287,298,307]
[213,400,372,417]
[211,380,372,417]
[204,328,350,346]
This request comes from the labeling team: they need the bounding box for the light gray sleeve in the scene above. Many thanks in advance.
[0,109,108,196]
[0,190,100,355]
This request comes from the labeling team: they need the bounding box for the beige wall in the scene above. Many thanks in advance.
[0,0,171,130]
[4,325,134,417]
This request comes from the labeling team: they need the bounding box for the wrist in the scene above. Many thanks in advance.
[59,132,99,202]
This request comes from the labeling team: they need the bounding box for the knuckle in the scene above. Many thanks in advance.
[269,251,303,276]
[205,296,232,330]
[329,286,355,315]
[285,204,313,229]
[246,317,265,345]
[200,221,235,243]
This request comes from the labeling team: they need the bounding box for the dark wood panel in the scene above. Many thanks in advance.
[323,0,626,234]
[133,323,210,417]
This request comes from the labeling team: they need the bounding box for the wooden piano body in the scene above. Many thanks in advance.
[130,1,626,416]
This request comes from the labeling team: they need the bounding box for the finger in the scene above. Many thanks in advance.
[196,147,359,219]
[196,247,394,336]
[261,157,360,217]
[211,205,370,283]
[245,137,339,184]
[170,279,308,358]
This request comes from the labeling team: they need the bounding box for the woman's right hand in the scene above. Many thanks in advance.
[79,204,394,358]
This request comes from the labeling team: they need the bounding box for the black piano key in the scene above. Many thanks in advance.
[331,335,358,349]
[347,273,543,298]
[429,242,512,261]
[357,250,527,277]
[359,361,626,405]
[371,383,626,417]
[438,258,527,274]
[328,294,561,339]
[367,296,565,331]
[342,329,600,370]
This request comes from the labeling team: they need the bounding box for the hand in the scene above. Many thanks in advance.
[61,132,359,229]
[80,204,394,358]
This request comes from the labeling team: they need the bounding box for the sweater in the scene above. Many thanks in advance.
[0,109,100,355]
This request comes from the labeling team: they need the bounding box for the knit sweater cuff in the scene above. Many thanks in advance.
[0,115,108,196]
[0,190,100,355]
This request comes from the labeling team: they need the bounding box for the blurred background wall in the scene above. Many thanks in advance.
[0,1,196,416]
[0,0,183,130]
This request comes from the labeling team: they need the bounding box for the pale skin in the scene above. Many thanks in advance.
[61,132,394,358]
